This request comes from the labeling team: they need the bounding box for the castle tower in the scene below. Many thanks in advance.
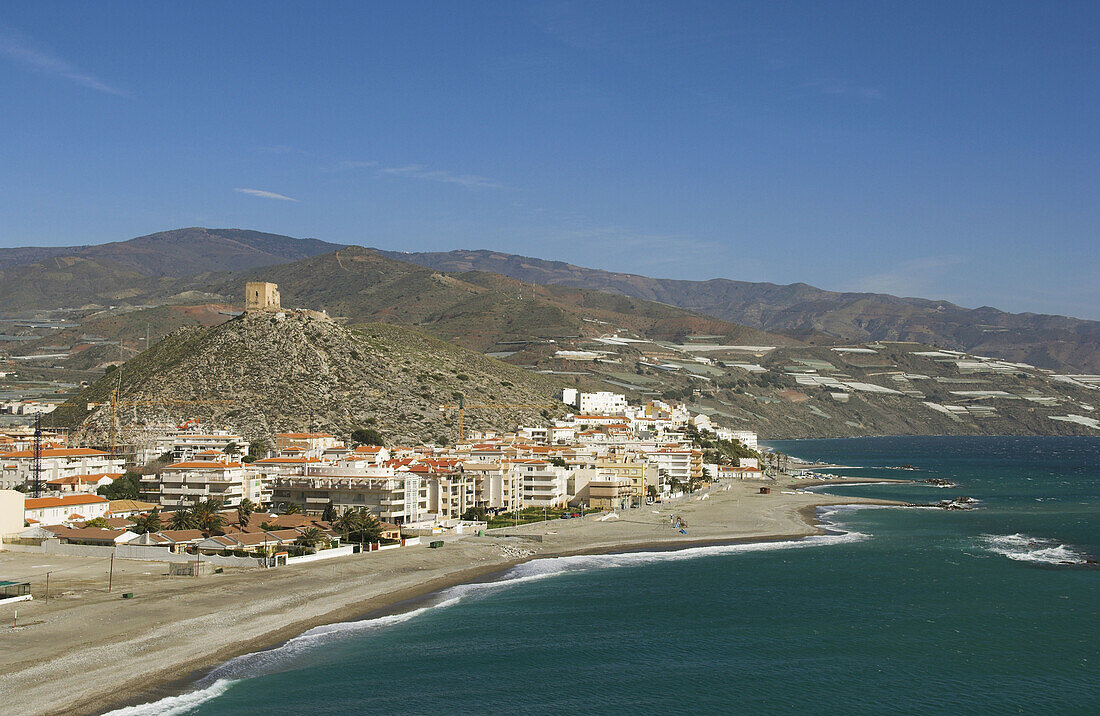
[245,282,280,313]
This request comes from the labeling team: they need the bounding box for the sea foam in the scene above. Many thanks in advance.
[104,523,869,714]
[101,679,235,716]
[980,533,1092,566]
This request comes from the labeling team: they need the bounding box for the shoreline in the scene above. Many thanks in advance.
[97,528,839,715]
[0,476,907,716]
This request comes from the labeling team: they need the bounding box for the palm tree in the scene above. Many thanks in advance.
[130,508,163,535]
[355,512,383,544]
[236,498,256,528]
[168,509,195,531]
[295,527,327,552]
[197,510,226,535]
[333,507,364,537]
[283,502,302,515]
[192,498,226,535]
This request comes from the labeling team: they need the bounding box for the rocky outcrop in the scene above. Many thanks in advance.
[51,312,566,446]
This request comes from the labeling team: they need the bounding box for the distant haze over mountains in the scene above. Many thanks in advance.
[0,228,343,276]
[1,228,1097,373]
[382,249,1100,374]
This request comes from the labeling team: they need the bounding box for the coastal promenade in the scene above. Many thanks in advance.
[0,476,902,716]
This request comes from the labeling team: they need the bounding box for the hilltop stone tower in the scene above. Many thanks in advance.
[245,281,281,313]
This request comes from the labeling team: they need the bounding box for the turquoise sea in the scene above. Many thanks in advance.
[111,437,1099,715]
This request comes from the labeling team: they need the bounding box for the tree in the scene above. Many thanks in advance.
[333,507,364,537]
[669,477,683,494]
[350,428,384,446]
[344,510,382,544]
[646,485,659,500]
[321,503,337,522]
[130,509,163,534]
[357,512,383,543]
[192,498,226,534]
[168,509,196,530]
[259,520,279,532]
[295,527,327,552]
[13,484,28,493]
[224,442,241,457]
[83,516,111,528]
[243,438,269,463]
[97,471,142,500]
[283,502,302,515]
[547,456,567,468]
[237,498,256,527]
[462,505,486,522]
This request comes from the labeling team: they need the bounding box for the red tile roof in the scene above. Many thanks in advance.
[25,494,109,509]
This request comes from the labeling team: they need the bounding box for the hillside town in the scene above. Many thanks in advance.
[0,390,762,569]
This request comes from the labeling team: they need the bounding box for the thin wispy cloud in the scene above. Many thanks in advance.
[338,160,379,170]
[0,28,124,95]
[272,151,503,188]
[379,165,508,189]
[234,188,300,202]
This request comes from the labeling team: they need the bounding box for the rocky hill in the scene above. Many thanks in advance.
[383,248,1100,373]
[49,312,568,447]
[214,247,794,352]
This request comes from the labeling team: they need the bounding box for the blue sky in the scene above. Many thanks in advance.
[1,1,1097,318]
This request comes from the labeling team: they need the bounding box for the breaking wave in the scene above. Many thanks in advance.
[104,522,869,714]
[102,679,235,716]
[980,533,1093,566]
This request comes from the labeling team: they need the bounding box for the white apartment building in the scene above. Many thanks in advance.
[461,462,523,512]
[714,429,758,452]
[272,465,426,525]
[424,471,476,521]
[143,458,270,508]
[511,460,569,508]
[275,432,341,458]
[24,494,109,526]
[517,426,550,444]
[0,447,124,491]
[565,391,629,415]
[550,424,577,444]
[172,431,246,462]
[45,472,120,495]
[642,447,704,483]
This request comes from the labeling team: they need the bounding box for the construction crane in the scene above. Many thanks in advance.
[438,394,556,443]
[85,391,236,459]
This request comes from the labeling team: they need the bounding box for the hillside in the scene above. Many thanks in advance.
[511,331,1100,438]
[382,249,1100,373]
[219,247,794,353]
[0,228,343,276]
[49,312,568,447]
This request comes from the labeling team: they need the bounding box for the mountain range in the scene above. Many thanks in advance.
[380,249,1100,374]
[7,228,1097,441]
[0,228,1097,374]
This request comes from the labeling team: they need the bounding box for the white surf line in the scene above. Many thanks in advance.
[106,527,872,714]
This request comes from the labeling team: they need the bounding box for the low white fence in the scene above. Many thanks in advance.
[285,545,356,565]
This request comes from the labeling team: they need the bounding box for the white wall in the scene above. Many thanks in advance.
[0,490,26,541]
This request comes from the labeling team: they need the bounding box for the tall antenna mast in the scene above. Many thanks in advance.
[32,413,43,498]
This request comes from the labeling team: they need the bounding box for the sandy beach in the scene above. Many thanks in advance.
[0,476,905,716]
